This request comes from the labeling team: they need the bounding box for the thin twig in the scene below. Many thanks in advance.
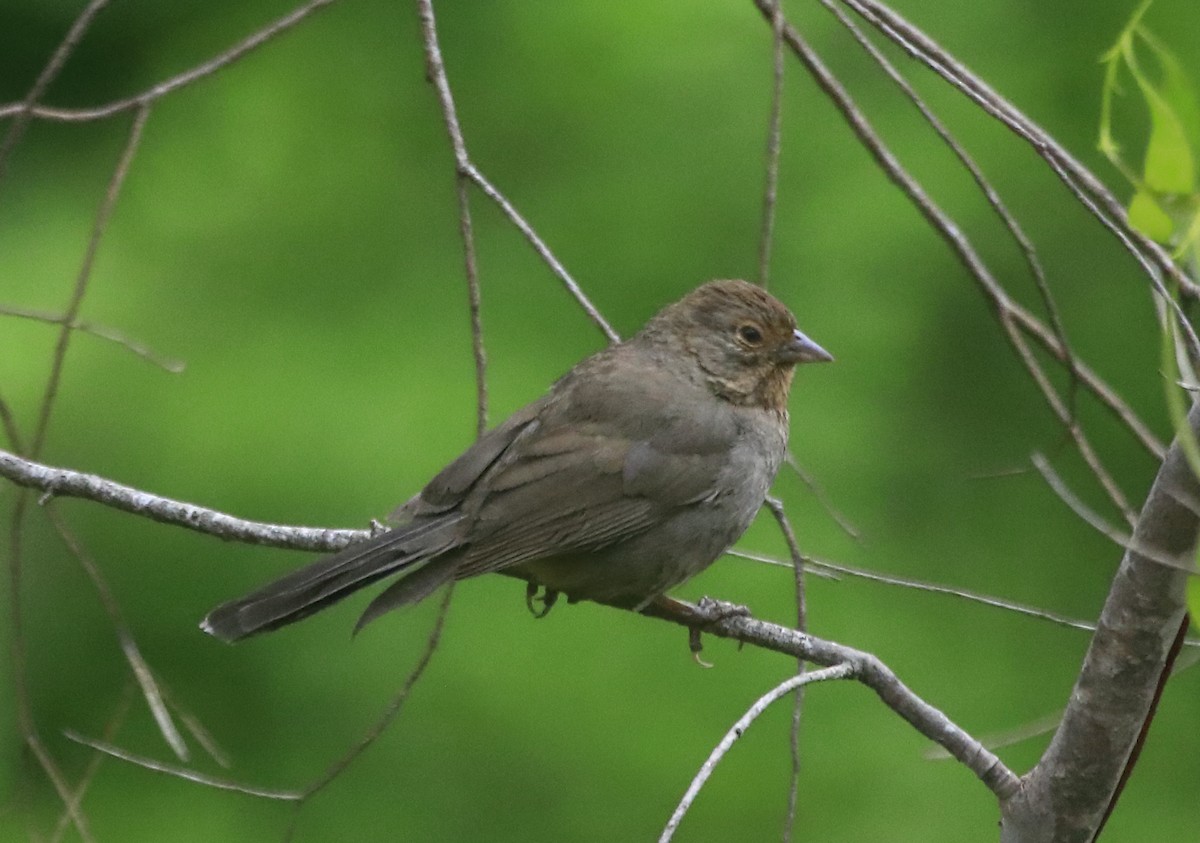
[49,682,134,843]
[415,0,488,434]
[1031,453,1196,573]
[30,105,150,458]
[784,452,861,539]
[0,304,185,372]
[757,0,787,289]
[749,1,1136,523]
[414,0,617,345]
[839,0,1200,357]
[461,163,619,343]
[659,664,854,843]
[0,0,339,124]
[0,0,111,190]
[0,392,22,452]
[62,732,303,801]
[729,549,1114,637]
[765,497,807,843]
[5,513,94,842]
[1000,317,1136,525]
[817,0,1080,421]
[459,188,488,436]
[46,507,190,761]
[295,587,453,799]
[1008,308,1163,459]
[7,104,150,843]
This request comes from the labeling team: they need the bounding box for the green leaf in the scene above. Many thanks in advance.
[1128,189,1175,241]
[1131,59,1195,193]
[1141,28,1200,158]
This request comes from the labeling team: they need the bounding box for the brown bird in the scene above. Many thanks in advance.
[201,280,831,642]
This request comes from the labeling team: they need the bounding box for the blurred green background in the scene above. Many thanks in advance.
[2,1,1199,840]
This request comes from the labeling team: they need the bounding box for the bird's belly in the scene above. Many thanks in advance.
[509,496,759,606]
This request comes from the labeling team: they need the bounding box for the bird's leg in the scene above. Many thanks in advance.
[524,582,560,618]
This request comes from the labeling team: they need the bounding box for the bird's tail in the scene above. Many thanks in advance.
[201,515,463,642]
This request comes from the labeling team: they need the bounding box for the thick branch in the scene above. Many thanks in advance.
[1000,404,1200,842]
[0,447,1016,798]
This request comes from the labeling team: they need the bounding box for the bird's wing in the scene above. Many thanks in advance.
[451,405,737,578]
[395,398,548,518]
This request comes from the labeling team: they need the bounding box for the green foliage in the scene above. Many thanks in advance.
[1100,0,1200,257]
[1102,2,1200,630]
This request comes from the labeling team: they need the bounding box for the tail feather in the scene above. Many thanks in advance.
[201,515,463,642]
[353,554,460,633]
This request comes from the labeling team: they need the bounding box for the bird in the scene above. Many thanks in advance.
[201,280,831,642]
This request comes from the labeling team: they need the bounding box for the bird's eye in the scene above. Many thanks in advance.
[737,324,764,346]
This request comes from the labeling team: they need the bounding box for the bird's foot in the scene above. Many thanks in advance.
[696,596,751,622]
[368,518,389,537]
[687,598,752,666]
[525,582,560,619]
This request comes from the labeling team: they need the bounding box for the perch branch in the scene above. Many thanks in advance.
[0,446,1015,798]
[1000,403,1200,841]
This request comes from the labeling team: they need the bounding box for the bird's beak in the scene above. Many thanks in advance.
[778,328,833,364]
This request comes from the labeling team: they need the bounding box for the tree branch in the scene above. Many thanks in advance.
[0,446,1016,798]
[1000,403,1200,841]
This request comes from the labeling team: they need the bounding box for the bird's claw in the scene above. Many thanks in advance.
[525,582,559,618]
[368,519,389,537]
[687,598,752,665]
[689,627,714,668]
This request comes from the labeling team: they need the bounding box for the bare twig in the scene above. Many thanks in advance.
[30,104,150,457]
[659,664,854,843]
[49,682,134,843]
[839,0,1200,352]
[0,391,22,452]
[1000,318,1136,525]
[414,0,617,344]
[0,304,185,372]
[462,161,619,343]
[294,587,453,800]
[817,0,1080,421]
[415,0,488,434]
[62,732,303,801]
[0,0,339,124]
[6,103,150,843]
[0,0,111,190]
[729,549,1113,637]
[46,508,190,760]
[757,0,787,289]
[784,452,861,540]
[0,448,363,552]
[646,597,1019,796]
[1031,453,1196,573]
[765,497,807,843]
[749,1,1137,524]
